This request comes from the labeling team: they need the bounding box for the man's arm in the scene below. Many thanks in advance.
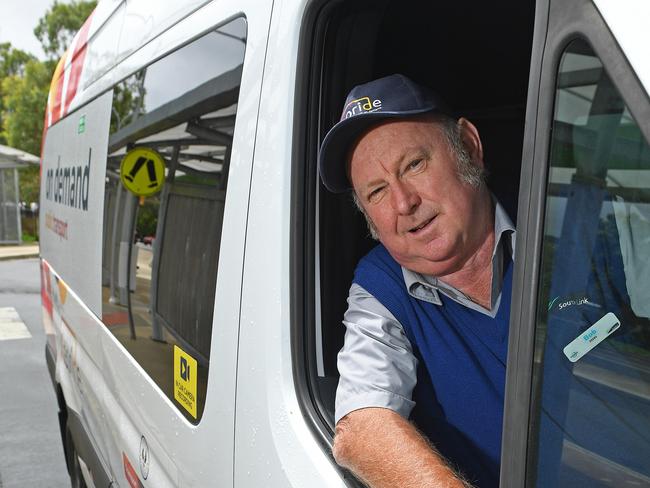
[333,407,472,488]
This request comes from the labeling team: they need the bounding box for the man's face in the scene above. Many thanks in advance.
[349,118,492,277]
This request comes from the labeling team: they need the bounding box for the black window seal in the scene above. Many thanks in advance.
[290,0,337,443]
[290,0,364,487]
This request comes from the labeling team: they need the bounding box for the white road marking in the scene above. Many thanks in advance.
[0,307,32,341]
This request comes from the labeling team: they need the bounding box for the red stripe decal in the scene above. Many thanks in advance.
[63,11,94,114]
[123,453,144,488]
[40,261,53,319]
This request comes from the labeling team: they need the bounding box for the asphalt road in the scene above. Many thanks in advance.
[0,258,70,488]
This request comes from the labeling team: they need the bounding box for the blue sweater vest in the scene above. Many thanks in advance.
[353,244,512,488]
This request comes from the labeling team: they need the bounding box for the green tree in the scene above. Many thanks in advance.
[0,0,97,239]
[34,0,97,60]
[111,70,146,133]
[0,43,34,145]
[2,57,54,226]
[0,43,34,78]
[18,166,41,207]
[1,59,51,156]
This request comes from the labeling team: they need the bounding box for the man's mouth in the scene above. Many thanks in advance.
[409,216,435,234]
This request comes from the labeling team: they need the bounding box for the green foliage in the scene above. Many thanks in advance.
[2,59,49,210]
[19,165,41,205]
[34,0,97,60]
[1,59,51,155]
[0,43,35,145]
[22,233,38,243]
[21,214,39,241]
[111,71,147,133]
[136,197,160,238]
[0,43,34,78]
[0,0,97,210]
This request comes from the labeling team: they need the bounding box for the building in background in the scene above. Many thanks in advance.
[0,144,38,243]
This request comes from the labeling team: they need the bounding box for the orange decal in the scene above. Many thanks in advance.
[56,278,68,305]
[47,54,67,127]
[45,9,95,128]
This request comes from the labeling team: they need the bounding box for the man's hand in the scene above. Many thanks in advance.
[333,407,473,488]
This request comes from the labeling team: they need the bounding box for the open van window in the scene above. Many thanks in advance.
[294,0,535,442]
[101,17,247,422]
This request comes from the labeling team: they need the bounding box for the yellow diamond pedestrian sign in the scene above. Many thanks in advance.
[120,147,165,196]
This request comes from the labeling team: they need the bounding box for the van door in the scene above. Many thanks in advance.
[91,2,273,487]
[502,0,650,486]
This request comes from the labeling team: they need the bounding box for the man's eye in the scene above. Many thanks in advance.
[408,159,425,172]
[367,187,385,202]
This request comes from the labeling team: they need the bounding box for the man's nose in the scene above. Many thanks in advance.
[390,180,420,215]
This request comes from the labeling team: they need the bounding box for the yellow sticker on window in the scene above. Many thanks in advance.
[119,147,165,197]
[174,345,197,418]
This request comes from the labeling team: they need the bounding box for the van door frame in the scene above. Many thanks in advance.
[501,0,650,486]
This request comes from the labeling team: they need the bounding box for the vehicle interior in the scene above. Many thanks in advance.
[298,0,537,432]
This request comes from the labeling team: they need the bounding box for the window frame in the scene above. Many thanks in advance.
[501,0,650,486]
[291,2,388,486]
[99,15,249,424]
[290,0,342,452]
[294,1,542,486]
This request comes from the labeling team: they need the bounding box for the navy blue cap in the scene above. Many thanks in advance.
[318,74,450,193]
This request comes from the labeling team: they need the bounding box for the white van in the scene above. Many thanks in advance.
[39,0,650,486]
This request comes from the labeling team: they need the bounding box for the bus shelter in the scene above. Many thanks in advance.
[0,145,39,243]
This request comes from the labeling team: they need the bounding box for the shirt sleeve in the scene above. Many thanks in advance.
[335,283,418,424]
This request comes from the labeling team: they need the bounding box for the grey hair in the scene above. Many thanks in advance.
[352,191,380,239]
[436,115,487,188]
[351,115,487,241]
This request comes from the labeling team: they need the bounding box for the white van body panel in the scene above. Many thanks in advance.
[593,0,650,96]
[235,0,346,485]
[115,0,212,62]
[55,278,118,482]
[40,90,113,315]
[80,6,124,93]
[58,3,123,120]
[63,1,222,114]
[68,1,249,115]
[40,88,116,479]
[98,0,272,483]
[43,0,276,486]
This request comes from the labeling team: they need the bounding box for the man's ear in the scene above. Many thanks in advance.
[457,117,484,168]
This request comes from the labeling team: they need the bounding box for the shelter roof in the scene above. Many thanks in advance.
[0,145,39,169]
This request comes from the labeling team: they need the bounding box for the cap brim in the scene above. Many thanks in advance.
[318,106,440,193]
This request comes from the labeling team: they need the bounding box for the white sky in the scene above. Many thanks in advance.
[0,0,71,60]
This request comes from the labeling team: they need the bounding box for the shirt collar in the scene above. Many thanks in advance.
[401,199,516,306]
[494,197,516,257]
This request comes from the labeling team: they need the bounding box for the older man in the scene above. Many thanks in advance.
[318,74,515,488]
